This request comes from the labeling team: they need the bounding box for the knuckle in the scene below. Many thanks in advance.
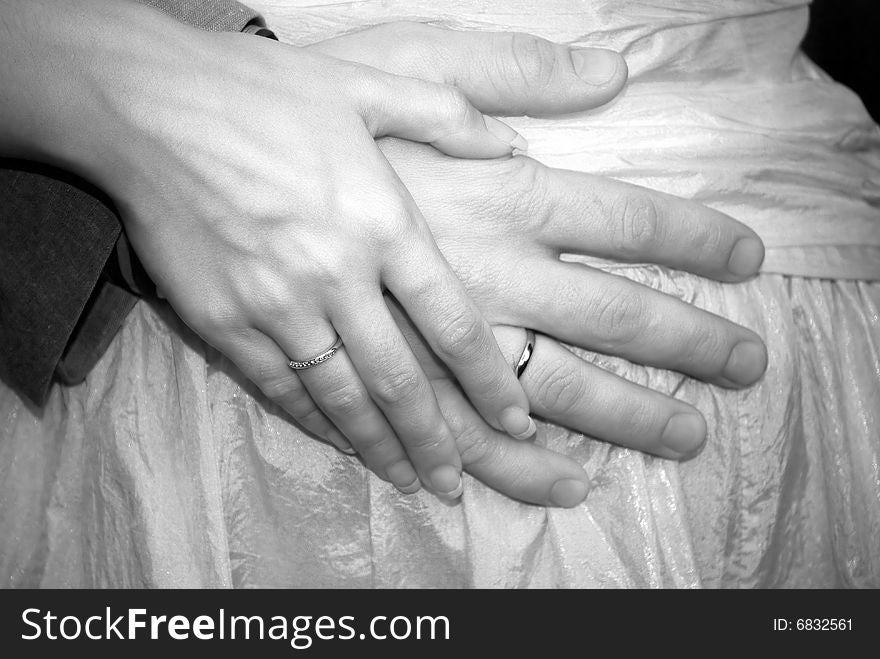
[354,197,413,249]
[628,401,662,436]
[528,359,590,415]
[351,431,395,455]
[400,406,448,445]
[402,270,438,307]
[436,85,473,126]
[685,320,730,366]
[456,424,501,467]
[354,433,405,472]
[402,428,447,454]
[253,273,297,315]
[507,32,561,92]
[260,371,304,403]
[272,244,348,293]
[187,302,238,338]
[370,223,410,253]
[370,366,423,408]
[486,156,552,230]
[320,380,369,416]
[295,405,328,430]
[434,312,491,361]
[379,22,441,72]
[504,153,546,193]
[612,193,664,257]
[693,221,727,255]
[301,265,347,294]
[458,428,531,489]
[590,287,648,347]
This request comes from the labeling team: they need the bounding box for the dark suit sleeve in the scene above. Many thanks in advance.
[0,0,267,406]
[136,0,264,32]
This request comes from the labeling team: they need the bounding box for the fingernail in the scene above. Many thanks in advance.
[549,478,589,507]
[483,115,529,154]
[326,429,356,455]
[429,465,463,499]
[722,340,767,385]
[727,237,765,277]
[660,413,707,455]
[386,460,421,494]
[499,406,537,440]
[570,48,622,86]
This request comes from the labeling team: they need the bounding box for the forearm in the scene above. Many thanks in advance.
[0,0,266,407]
[0,0,197,184]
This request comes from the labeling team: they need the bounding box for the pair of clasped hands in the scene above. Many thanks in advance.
[18,1,768,507]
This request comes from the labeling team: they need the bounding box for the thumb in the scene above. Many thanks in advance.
[309,22,627,117]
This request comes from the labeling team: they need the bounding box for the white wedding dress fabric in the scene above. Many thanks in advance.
[2,0,878,588]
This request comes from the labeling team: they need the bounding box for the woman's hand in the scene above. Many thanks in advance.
[1,1,604,499]
[103,29,533,501]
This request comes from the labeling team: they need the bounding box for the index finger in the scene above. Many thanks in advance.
[384,234,537,442]
[527,161,765,282]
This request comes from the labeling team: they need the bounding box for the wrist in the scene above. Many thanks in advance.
[0,0,201,189]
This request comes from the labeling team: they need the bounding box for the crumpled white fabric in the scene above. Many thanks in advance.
[1,0,878,588]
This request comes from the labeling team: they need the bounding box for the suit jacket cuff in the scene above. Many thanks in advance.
[135,0,264,33]
[0,2,272,406]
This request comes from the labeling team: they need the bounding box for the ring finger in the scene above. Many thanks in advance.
[495,325,707,459]
[265,318,422,495]
[511,259,768,388]
[206,327,351,453]
[331,292,465,500]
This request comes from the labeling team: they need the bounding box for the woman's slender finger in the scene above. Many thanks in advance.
[502,329,708,459]
[509,259,767,388]
[331,294,465,499]
[207,327,349,452]
[264,318,422,495]
[431,379,591,508]
[385,235,536,441]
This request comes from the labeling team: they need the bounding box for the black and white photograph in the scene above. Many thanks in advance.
[1,0,877,648]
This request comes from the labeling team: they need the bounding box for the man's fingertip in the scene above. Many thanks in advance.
[570,47,626,87]
[548,478,590,507]
[727,236,765,278]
